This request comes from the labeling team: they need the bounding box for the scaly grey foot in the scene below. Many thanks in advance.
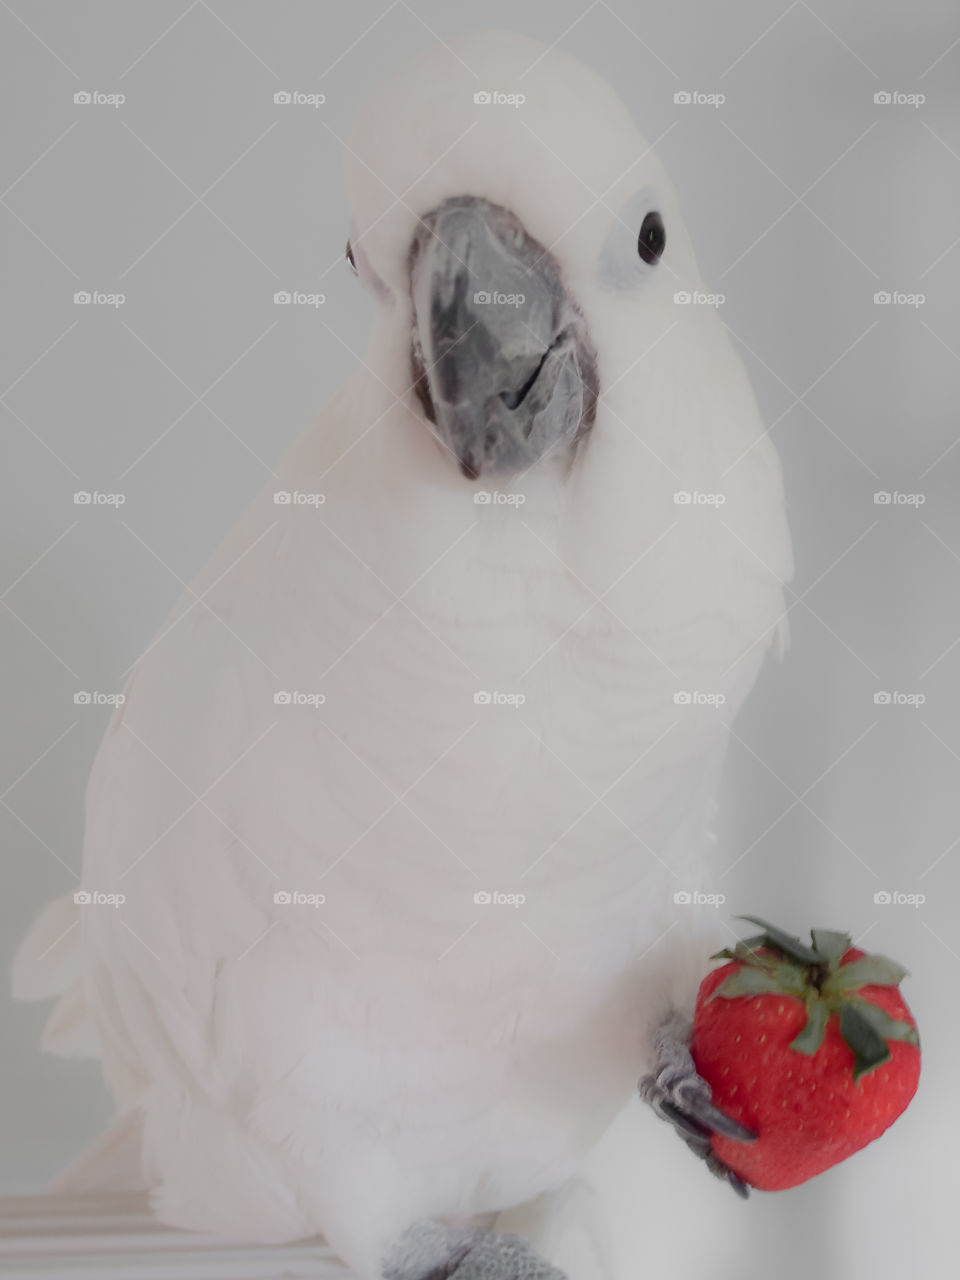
[639,1011,757,1198]
[384,1220,567,1280]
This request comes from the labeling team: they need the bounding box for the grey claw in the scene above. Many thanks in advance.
[702,1147,751,1199]
[684,1094,758,1143]
[639,1010,758,1199]
[655,1097,711,1140]
[726,1169,750,1199]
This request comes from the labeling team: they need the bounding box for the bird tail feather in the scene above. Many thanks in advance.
[48,1110,147,1195]
[11,892,99,1059]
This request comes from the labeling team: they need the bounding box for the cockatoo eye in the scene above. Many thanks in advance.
[345,240,358,275]
[637,211,665,264]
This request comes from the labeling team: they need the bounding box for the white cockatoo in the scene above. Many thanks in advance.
[13,30,791,1280]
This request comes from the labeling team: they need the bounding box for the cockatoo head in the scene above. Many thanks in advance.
[344,31,702,482]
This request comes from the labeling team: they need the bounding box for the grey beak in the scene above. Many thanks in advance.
[409,196,598,480]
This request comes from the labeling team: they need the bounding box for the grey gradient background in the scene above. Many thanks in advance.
[2,1,959,1276]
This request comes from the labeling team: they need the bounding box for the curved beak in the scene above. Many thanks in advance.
[409,197,598,480]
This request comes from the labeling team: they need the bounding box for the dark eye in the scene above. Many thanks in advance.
[637,211,666,265]
[345,240,358,275]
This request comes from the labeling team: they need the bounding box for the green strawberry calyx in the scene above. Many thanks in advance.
[708,916,920,1082]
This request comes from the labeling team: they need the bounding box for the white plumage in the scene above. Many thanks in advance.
[13,31,791,1280]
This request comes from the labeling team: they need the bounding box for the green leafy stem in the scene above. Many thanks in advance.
[708,917,919,1081]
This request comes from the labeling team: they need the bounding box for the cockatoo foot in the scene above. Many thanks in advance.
[384,1221,567,1280]
[638,1010,757,1198]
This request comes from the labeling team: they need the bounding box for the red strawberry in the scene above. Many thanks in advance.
[691,917,921,1191]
